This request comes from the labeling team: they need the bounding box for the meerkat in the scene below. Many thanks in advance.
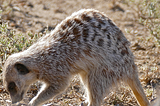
[3,9,149,106]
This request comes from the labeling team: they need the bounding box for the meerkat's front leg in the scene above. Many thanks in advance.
[29,77,71,106]
[29,85,58,106]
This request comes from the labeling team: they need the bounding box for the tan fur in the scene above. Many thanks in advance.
[3,9,149,106]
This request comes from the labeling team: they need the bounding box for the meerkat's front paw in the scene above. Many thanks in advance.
[28,100,36,106]
[28,102,34,106]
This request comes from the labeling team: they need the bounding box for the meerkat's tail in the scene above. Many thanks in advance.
[126,74,150,106]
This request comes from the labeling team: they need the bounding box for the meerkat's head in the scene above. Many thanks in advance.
[3,53,37,104]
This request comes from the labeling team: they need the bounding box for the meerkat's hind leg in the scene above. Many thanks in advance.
[79,70,111,106]
[126,73,150,106]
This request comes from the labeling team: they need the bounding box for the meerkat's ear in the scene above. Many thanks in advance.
[15,63,30,75]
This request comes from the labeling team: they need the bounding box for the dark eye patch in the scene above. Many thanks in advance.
[15,63,30,75]
[8,82,17,95]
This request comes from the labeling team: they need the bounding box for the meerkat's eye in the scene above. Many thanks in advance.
[8,82,17,95]
[15,63,30,75]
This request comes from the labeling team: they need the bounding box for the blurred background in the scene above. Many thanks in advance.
[0,0,160,105]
